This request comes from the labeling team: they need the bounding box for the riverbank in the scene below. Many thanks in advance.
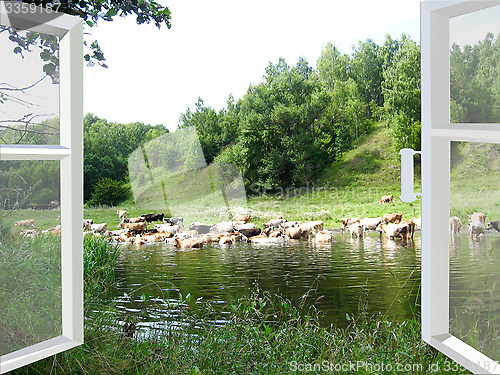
[11,283,469,375]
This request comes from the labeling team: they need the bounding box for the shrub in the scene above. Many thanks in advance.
[87,177,129,207]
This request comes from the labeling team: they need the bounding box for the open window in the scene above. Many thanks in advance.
[0,3,83,373]
[421,1,500,373]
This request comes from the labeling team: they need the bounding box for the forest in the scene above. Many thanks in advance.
[1,32,499,208]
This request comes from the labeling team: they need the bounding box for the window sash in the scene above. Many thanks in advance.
[0,3,83,374]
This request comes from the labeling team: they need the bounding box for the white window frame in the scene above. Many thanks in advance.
[0,3,83,374]
[421,1,500,373]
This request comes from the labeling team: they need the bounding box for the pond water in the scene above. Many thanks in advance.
[106,231,422,330]
[104,229,500,358]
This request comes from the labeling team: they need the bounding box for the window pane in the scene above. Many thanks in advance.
[0,27,59,145]
[449,6,500,123]
[0,160,61,356]
[449,141,500,360]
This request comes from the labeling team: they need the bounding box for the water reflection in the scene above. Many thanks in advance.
[450,232,500,361]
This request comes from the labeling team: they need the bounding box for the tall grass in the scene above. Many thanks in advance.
[84,235,121,298]
[10,286,470,375]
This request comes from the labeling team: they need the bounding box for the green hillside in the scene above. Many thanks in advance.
[319,122,420,189]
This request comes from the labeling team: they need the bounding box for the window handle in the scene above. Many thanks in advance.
[399,148,421,203]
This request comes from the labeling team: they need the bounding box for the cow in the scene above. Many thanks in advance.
[125,217,146,224]
[233,214,251,223]
[189,222,212,235]
[237,228,261,238]
[118,221,146,232]
[359,217,383,231]
[174,237,204,249]
[90,223,108,233]
[469,220,485,239]
[48,200,59,209]
[315,230,334,243]
[468,212,486,225]
[211,221,235,234]
[154,223,182,234]
[280,221,302,229]
[413,217,422,231]
[117,210,127,220]
[378,223,402,240]
[383,213,403,224]
[141,213,165,223]
[486,220,500,232]
[83,219,94,230]
[449,216,462,236]
[264,217,287,229]
[163,217,184,226]
[284,226,306,239]
[397,220,416,242]
[341,217,361,232]
[378,194,394,204]
[347,222,364,238]
[15,219,35,227]
[300,221,324,236]
[234,223,256,230]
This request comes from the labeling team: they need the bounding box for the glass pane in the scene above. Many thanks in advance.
[0,160,61,356]
[449,141,500,360]
[449,6,500,123]
[0,26,60,145]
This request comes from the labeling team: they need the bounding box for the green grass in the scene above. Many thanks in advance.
[11,287,470,375]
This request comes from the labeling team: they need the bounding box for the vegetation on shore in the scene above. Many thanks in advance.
[11,285,470,375]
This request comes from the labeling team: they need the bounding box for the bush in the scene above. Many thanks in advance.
[87,178,129,207]
[390,113,421,153]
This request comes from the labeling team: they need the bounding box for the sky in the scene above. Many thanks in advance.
[83,0,422,131]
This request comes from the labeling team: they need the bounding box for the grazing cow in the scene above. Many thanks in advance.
[125,217,146,223]
[378,194,394,204]
[21,229,39,237]
[383,213,403,224]
[233,214,251,223]
[449,216,462,236]
[347,223,365,238]
[234,223,255,230]
[486,220,500,232]
[211,221,235,234]
[119,221,146,231]
[469,220,485,239]
[49,200,59,209]
[468,212,486,225]
[44,224,62,235]
[280,221,302,229]
[300,221,324,236]
[264,217,287,229]
[174,237,204,249]
[284,226,306,239]
[117,210,127,220]
[315,230,334,243]
[83,219,93,230]
[90,223,108,233]
[359,217,383,231]
[189,222,212,235]
[163,217,184,226]
[15,219,35,227]
[341,217,361,231]
[154,223,182,234]
[141,213,164,223]
[237,228,261,238]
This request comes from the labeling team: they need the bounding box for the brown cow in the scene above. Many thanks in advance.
[285,226,306,239]
[174,238,204,249]
[378,194,394,204]
[383,213,402,224]
[119,221,146,231]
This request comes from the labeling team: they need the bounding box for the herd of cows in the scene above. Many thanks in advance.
[11,194,500,248]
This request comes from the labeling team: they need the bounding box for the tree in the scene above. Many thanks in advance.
[350,39,384,115]
[317,42,350,88]
[381,37,421,151]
